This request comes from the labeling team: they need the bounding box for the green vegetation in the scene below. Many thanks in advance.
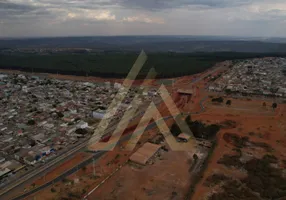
[1,52,284,78]
[171,115,220,140]
[223,132,273,151]
[209,179,261,200]
[27,119,36,126]
[223,133,249,148]
[203,173,231,187]
[226,100,232,106]
[186,141,217,200]
[213,154,286,200]
[211,97,224,103]
[217,154,243,168]
[272,102,278,110]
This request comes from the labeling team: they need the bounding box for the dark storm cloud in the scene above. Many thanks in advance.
[0,0,49,20]
[116,0,252,10]
[0,0,119,20]
[0,0,253,20]
[0,1,35,14]
[1,0,286,37]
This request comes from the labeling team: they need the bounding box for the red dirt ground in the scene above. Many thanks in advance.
[7,60,285,200]
[190,102,286,200]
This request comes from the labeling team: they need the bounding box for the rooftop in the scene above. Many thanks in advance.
[129,142,161,165]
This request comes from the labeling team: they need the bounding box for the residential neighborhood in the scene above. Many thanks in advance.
[209,57,286,97]
[0,73,158,187]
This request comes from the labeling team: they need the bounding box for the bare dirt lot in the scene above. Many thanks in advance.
[89,150,194,200]
[190,102,286,200]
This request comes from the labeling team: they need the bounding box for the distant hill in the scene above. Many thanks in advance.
[1,36,286,53]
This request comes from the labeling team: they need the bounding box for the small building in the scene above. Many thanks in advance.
[177,133,192,143]
[177,89,194,96]
[0,168,11,179]
[0,157,5,163]
[92,111,105,119]
[0,74,8,80]
[32,133,50,144]
[24,155,37,166]
[129,142,161,165]
[14,149,29,162]
[114,83,122,89]
[39,147,52,156]
[77,121,88,129]
[2,160,23,172]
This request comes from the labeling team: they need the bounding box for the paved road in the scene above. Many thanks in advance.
[0,138,91,200]
[12,152,105,200]
[4,69,217,199]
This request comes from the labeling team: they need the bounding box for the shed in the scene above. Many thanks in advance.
[177,133,192,142]
[177,89,194,95]
[129,142,161,165]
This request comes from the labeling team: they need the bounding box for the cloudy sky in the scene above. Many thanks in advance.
[1,0,286,37]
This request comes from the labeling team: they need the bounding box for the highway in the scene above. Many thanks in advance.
[7,108,205,200]
[0,92,157,199]
[1,101,163,199]
[0,138,91,200]
[2,66,221,199]
[11,152,105,200]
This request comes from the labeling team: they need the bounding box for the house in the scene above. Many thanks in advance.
[114,83,122,89]
[77,121,88,129]
[0,74,8,80]
[14,149,29,162]
[24,155,37,165]
[1,160,23,172]
[0,157,5,163]
[32,133,50,144]
[39,147,54,156]
[92,111,105,119]
[177,133,192,143]
[67,127,76,135]
[0,168,11,179]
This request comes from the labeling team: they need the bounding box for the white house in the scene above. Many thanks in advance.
[77,121,88,129]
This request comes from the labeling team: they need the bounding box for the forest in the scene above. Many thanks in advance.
[0,52,286,78]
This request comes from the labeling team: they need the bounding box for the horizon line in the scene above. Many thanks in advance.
[0,34,286,40]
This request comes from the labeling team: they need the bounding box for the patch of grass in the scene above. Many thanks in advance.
[217,154,243,168]
[204,174,231,187]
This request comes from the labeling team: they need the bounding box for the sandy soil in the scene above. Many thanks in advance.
[88,150,193,200]
[25,123,165,200]
[190,102,286,200]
